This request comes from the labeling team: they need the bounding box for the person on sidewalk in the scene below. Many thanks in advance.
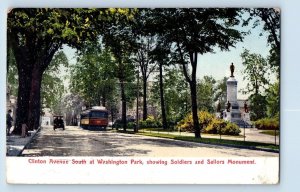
[6,109,13,136]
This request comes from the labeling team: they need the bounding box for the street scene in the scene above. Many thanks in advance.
[6,8,279,158]
[5,7,280,185]
[20,126,278,157]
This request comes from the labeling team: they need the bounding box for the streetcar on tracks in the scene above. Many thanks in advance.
[80,106,109,130]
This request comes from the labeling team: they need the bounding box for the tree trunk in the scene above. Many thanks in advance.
[102,95,106,107]
[120,79,127,131]
[178,46,201,138]
[13,64,32,134]
[28,65,43,130]
[142,78,148,120]
[159,63,168,130]
[190,52,201,138]
[190,81,201,138]
[12,45,33,135]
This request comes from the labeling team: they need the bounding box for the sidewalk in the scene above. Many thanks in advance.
[6,128,40,156]
[140,128,279,145]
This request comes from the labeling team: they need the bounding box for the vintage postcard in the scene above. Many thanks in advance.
[6,8,279,184]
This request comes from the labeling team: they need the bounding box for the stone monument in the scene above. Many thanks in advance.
[223,63,244,126]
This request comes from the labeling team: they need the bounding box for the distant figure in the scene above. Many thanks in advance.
[6,109,13,136]
[244,101,249,113]
[230,62,235,77]
[217,101,221,113]
[226,101,231,112]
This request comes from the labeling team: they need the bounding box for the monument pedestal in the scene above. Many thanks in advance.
[242,112,251,124]
[225,76,243,126]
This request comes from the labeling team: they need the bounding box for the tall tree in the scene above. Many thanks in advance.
[148,38,172,129]
[70,46,117,107]
[240,49,270,95]
[7,8,116,133]
[240,49,271,120]
[245,8,280,74]
[41,51,68,114]
[149,8,244,138]
[134,36,157,120]
[101,12,137,131]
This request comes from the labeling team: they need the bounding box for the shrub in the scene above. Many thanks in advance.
[177,113,194,132]
[177,111,215,133]
[127,122,135,129]
[255,118,279,130]
[139,116,162,128]
[177,111,241,136]
[222,122,241,136]
[204,118,227,134]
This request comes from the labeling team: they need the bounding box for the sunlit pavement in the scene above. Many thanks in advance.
[6,129,39,156]
[20,126,278,157]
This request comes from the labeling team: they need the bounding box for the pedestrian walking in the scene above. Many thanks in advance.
[6,109,13,136]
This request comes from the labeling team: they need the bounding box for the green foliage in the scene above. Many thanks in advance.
[70,46,118,107]
[150,67,190,123]
[146,8,244,138]
[177,111,241,136]
[137,132,279,151]
[241,49,276,120]
[205,118,227,134]
[7,48,18,96]
[197,76,216,112]
[245,8,280,74]
[177,111,214,133]
[266,81,279,118]
[139,115,162,128]
[249,94,267,121]
[214,77,227,111]
[127,122,136,129]
[222,123,241,136]
[41,51,68,113]
[241,49,270,95]
[255,118,279,130]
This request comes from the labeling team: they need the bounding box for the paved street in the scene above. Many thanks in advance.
[21,126,278,157]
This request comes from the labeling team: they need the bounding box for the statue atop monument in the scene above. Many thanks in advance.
[230,62,235,77]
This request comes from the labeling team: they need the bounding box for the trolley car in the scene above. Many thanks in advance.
[80,106,109,130]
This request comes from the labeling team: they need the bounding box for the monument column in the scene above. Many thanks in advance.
[224,63,241,124]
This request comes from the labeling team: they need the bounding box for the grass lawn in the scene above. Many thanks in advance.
[112,129,279,151]
[260,130,280,136]
[137,132,279,151]
[111,128,279,151]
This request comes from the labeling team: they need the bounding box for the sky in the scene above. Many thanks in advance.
[62,11,273,100]
[196,19,272,99]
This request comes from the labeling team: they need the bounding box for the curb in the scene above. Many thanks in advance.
[134,132,279,154]
[6,127,42,157]
[17,126,42,156]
